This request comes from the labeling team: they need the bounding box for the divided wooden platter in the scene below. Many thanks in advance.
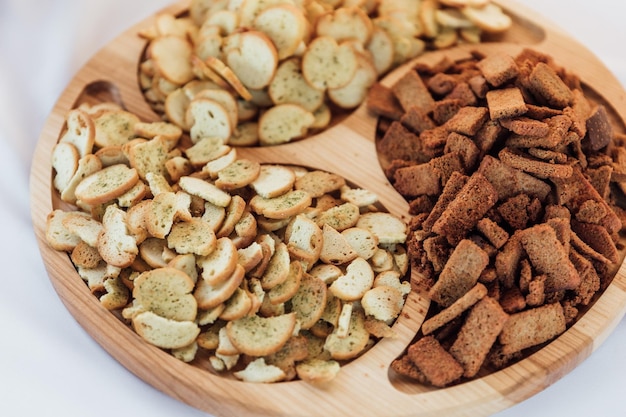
[29,1,626,416]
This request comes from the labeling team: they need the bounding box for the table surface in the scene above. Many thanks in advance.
[1,1,625,416]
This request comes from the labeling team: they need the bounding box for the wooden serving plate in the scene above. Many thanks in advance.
[30,1,626,416]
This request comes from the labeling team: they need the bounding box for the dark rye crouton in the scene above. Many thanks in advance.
[392,70,435,113]
[432,99,462,125]
[421,282,488,335]
[449,296,509,378]
[485,87,527,120]
[477,51,520,87]
[444,106,489,136]
[499,117,550,137]
[445,82,477,106]
[422,171,468,233]
[377,121,429,164]
[571,220,619,264]
[585,105,613,151]
[366,83,404,120]
[498,147,573,179]
[443,132,480,171]
[400,106,436,134]
[407,336,464,387]
[528,62,574,109]
[429,239,490,307]
[427,72,457,95]
[476,217,509,249]
[518,223,581,292]
[499,302,566,355]
[393,163,441,197]
[431,172,498,245]
[478,155,551,202]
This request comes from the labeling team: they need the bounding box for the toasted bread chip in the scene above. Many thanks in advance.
[179,175,232,207]
[93,110,141,148]
[198,237,238,286]
[329,257,374,300]
[250,164,296,198]
[60,154,103,204]
[226,312,297,356]
[223,31,278,90]
[60,109,95,158]
[97,205,138,268]
[291,273,328,329]
[151,35,195,85]
[261,242,291,290]
[356,212,407,245]
[233,357,287,383]
[215,159,261,190]
[269,58,325,112]
[258,103,315,145]
[302,36,358,91]
[361,285,404,323]
[324,306,369,360]
[250,189,312,219]
[52,142,79,195]
[133,267,197,321]
[187,98,232,144]
[316,6,373,44]
[75,164,139,206]
[133,311,200,350]
[253,5,307,60]
[167,218,217,256]
[461,3,512,33]
[296,359,341,383]
[195,263,245,309]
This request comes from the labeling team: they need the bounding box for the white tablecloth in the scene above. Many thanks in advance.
[1,1,624,416]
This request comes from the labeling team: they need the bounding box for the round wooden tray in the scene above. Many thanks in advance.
[30,1,626,416]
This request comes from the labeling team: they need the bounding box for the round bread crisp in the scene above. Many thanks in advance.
[60,108,95,158]
[253,4,307,60]
[150,35,195,85]
[302,36,358,91]
[315,6,373,45]
[93,110,141,148]
[223,31,278,90]
[51,142,79,194]
[186,98,232,144]
[133,267,198,322]
[329,257,374,301]
[328,53,377,109]
[268,58,325,112]
[133,311,200,350]
[226,312,297,356]
[250,164,296,199]
[258,103,315,145]
[249,189,312,219]
[74,163,139,206]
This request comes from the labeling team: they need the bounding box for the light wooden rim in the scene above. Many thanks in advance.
[29,1,626,416]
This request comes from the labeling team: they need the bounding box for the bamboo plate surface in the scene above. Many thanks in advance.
[30,1,626,416]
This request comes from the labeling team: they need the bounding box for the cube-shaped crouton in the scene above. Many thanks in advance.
[486,87,527,120]
[477,51,520,87]
[429,239,490,307]
[392,70,435,113]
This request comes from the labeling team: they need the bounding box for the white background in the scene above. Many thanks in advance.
[1,1,624,416]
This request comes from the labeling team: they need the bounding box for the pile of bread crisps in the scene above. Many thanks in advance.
[138,0,512,145]
[46,96,414,382]
[368,47,626,387]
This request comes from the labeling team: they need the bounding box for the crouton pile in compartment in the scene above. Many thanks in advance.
[45,99,414,383]
[368,47,626,387]
[138,0,512,146]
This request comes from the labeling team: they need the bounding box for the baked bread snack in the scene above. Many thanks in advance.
[371,48,625,387]
[46,101,411,383]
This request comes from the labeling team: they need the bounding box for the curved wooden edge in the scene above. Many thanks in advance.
[29,1,626,416]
